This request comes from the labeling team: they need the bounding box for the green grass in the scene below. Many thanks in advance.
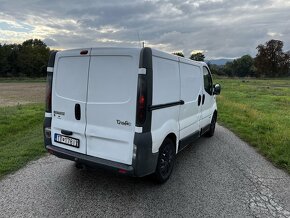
[0,104,46,178]
[0,78,289,178]
[215,77,290,173]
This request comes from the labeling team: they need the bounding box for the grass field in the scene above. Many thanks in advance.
[0,81,46,178]
[0,78,289,178]
[215,78,290,173]
[0,104,46,178]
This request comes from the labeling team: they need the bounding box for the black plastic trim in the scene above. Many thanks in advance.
[60,130,73,135]
[45,72,53,113]
[46,145,134,175]
[133,132,159,177]
[201,124,211,135]
[43,117,52,147]
[48,51,57,67]
[149,100,184,111]
[178,131,200,152]
[137,47,153,132]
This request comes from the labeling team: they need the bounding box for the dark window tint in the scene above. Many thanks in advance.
[203,67,213,95]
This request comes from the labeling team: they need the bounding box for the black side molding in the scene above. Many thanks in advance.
[149,100,184,111]
[178,131,200,152]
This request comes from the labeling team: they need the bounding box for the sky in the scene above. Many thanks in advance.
[0,0,290,59]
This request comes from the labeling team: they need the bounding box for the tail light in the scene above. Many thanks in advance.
[136,75,147,126]
[45,72,53,113]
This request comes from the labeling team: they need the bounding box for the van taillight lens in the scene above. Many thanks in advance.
[45,72,53,113]
[136,75,147,126]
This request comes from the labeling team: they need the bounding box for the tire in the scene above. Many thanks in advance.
[205,114,217,137]
[153,138,175,184]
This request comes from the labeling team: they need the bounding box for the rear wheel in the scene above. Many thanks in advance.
[205,114,217,137]
[153,138,175,184]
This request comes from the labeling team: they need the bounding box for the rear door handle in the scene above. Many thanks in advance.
[61,130,73,135]
[75,104,81,120]
[198,95,201,106]
[202,94,205,105]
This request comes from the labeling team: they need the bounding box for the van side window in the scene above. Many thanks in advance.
[203,67,213,95]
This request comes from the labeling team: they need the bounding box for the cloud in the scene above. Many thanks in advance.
[0,0,290,58]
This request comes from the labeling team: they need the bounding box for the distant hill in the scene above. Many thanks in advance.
[205,58,234,66]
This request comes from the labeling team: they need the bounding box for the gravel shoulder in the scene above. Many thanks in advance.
[0,125,289,217]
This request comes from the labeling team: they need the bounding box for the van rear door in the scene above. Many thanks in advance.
[51,49,91,154]
[86,48,140,165]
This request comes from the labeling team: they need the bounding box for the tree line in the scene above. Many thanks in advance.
[174,39,290,77]
[0,39,50,77]
[0,38,289,78]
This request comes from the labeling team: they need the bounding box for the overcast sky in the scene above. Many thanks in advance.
[0,0,290,59]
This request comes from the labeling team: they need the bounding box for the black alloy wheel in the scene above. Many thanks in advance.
[154,138,175,183]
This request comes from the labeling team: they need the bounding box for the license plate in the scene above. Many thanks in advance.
[54,133,80,148]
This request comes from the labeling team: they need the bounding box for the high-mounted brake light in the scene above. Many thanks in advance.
[136,75,147,126]
[80,50,88,55]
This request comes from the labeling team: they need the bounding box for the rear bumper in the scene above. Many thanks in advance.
[46,145,134,176]
[44,116,158,177]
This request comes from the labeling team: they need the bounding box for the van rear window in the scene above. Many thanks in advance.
[55,56,90,102]
[87,56,135,103]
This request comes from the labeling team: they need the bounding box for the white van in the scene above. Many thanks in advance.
[44,47,221,183]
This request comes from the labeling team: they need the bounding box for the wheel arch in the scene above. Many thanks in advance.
[213,110,218,119]
[161,133,177,154]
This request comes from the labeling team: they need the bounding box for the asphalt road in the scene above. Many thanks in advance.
[0,125,289,217]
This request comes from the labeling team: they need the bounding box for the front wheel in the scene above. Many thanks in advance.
[205,114,217,137]
[153,138,175,184]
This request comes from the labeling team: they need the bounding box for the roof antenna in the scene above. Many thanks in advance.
[142,42,145,48]
[137,32,142,48]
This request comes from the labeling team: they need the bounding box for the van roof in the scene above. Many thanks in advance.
[59,47,206,67]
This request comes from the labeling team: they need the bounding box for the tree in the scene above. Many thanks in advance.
[189,52,205,61]
[172,52,184,57]
[17,39,50,77]
[254,39,290,77]
[208,63,227,76]
[0,44,20,77]
[221,55,255,77]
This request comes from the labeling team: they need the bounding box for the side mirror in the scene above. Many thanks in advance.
[213,83,221,95]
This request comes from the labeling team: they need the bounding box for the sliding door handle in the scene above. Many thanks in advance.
[198,95,201,106]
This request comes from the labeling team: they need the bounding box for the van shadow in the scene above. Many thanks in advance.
[50,136,214,215]
[59,136,208,190]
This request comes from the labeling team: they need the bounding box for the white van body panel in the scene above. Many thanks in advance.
[178,59,203,141]
[45,47,219,178]
[86,48,140,164]
[200,66,216,129]
[151,118,179,153]
[51,49,91,154]
[151,52,180,153]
